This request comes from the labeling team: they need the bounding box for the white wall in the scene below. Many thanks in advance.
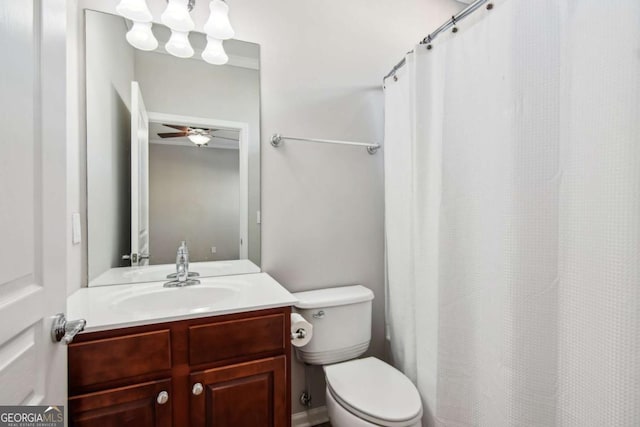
[67,0,463,414]
[149,144,240,264]
[85,11,134,281]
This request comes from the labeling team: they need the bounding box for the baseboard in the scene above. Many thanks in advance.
[291,406,329,427]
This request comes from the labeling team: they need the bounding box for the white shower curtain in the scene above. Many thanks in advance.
[384,0,640,426]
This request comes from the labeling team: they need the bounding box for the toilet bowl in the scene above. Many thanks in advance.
[292,286,423,427]
[324,357,422,427]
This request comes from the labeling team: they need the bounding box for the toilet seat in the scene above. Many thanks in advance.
[324,357,423,427]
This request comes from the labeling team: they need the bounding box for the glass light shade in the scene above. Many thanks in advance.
[165,30,194,58]
[161,0,195,32]
[202,37,229,65]
[203,0,235,40]
[126,21,158,51]
[188,134,211,146]
[116,0,152,22]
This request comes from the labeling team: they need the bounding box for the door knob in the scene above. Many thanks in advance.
[51,313,86,344]
[157,391,169,405]
[192,383,203,396]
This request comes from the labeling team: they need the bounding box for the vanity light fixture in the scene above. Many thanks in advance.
[166,30,195,58]
[187,133,212,146]
[118,0,230,66]
[126,22,159,51]
[203,0,235,40]
[202,37,229,65]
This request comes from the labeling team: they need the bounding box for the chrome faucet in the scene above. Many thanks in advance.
[176,241,189,282]
[164,241,200,287]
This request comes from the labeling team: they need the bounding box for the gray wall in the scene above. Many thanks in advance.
[68,0,463,415]
[85,11,133,281]
[149,144,240,264]
[134,49,261,266]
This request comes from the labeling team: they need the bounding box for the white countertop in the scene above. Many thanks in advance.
[68,273,297,333]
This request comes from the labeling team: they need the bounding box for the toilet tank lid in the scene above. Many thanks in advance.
[292,285,374,309]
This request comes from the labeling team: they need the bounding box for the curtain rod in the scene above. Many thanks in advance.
[271,134,380,154]
[383,0,490,82]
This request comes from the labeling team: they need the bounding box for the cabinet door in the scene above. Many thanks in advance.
[69,379,172,427]
[190,356,287,427]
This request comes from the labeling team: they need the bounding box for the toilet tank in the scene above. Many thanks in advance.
[292,285,374,365]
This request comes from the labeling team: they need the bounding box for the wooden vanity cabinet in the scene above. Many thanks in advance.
[67,307,291,427]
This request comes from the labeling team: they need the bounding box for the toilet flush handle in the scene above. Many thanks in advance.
[312,310,325,319]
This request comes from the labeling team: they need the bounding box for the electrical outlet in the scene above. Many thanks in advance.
[211,246,217,254]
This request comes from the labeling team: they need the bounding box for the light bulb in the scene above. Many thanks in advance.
[202,37,229,65]
[116,0,152,22]
[203,0,235,40]
[161,0,195,32]
[188,134,211,146]
[126,21,158,51]
[165,30,194,58]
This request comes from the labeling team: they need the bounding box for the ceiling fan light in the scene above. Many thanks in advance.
[161,0,195,32]
[166,30,194,58]
[188,133,211,146]
[202,37,229,65]
[116,0,152,22]
[203,0,235,40]
[126,21,158,51]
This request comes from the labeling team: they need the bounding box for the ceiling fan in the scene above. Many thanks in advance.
[157,124,237,147]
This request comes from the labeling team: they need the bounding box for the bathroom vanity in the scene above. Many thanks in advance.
[67,273,296,426]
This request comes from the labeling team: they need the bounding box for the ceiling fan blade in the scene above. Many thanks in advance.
[162,124,189,131]
[157,132,188,138]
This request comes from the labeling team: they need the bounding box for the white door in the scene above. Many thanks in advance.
[131,82,150,266]
[0,0,68,408]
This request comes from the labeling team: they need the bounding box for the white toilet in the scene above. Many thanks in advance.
[293,285,423,427]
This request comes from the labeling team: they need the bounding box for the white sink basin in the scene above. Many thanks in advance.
[110,284,240,316]
[68,273,299,333]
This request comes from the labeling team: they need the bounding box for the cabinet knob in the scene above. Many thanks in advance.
[192,382,204,396]
[157,391,169,405]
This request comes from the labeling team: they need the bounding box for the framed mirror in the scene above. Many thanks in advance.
[84,10,261,286]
